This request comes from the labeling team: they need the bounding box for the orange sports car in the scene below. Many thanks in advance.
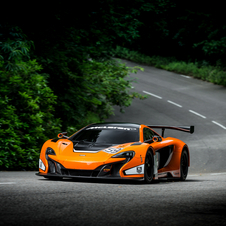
[36,123,194,183]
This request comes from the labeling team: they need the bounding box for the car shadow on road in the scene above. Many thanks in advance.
[38,177,204,185]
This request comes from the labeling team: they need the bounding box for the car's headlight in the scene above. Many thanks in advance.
[39,159,46,171]
[46,147,56,155]
[111,151,135,160]
[103,147,124,154]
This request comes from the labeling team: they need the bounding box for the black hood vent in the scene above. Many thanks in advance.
[73,141,112,153]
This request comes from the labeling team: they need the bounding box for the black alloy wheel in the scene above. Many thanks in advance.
[144,149,154,184]
[179,149,188,181]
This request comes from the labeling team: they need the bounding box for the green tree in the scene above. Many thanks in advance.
[0,26,61,170]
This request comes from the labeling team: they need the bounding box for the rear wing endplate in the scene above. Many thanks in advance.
[148,125,194,137]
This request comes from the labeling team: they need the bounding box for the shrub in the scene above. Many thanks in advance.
[0,60,61,170]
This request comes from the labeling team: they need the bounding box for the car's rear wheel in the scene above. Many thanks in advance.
[144,149,154,184]
[179,149,188,181]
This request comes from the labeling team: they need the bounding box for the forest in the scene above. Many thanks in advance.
[0,0,225,169]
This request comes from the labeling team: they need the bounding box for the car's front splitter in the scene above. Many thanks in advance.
[36,172,143,180]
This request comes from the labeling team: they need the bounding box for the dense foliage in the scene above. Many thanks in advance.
[0,45,62,169]
[125,1,226,66]
[0,61,61,169]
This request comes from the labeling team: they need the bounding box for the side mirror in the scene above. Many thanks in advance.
[58,132,68,139]
[152,136,159,142]
[144,136,162,143]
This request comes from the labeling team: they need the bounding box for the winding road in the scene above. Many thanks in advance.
[1,59,226,226]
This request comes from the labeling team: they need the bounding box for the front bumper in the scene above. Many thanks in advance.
[38,157,144,179]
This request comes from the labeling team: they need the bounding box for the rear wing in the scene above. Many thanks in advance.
[148,125,194,137]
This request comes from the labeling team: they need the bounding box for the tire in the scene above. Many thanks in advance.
[179,149,188,181]
[144,149,154,184]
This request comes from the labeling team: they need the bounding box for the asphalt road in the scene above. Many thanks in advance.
[0,172,226,226]
[1,60,226,226]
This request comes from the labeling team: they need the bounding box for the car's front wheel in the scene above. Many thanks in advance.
[144,149,154,184]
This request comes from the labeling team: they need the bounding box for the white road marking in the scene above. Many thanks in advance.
[0,182,16,185]
[143,91,225,131]
[167,100,182,108]
[212,121,226,130]
[189,110,206,119]
[143,91,162,99]
[181,75,191,78]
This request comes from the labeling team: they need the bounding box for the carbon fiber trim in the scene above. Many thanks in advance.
[36,172,142,180]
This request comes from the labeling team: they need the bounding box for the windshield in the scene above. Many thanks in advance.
[71,128,139,145]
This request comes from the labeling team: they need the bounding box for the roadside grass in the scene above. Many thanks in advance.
[111,46,226,87]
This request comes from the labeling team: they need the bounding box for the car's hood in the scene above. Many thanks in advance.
[47,139,132,170]
[73,140,114,153]
[48,138,133,156]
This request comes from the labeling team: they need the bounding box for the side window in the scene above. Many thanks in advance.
[143,128,154,141]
